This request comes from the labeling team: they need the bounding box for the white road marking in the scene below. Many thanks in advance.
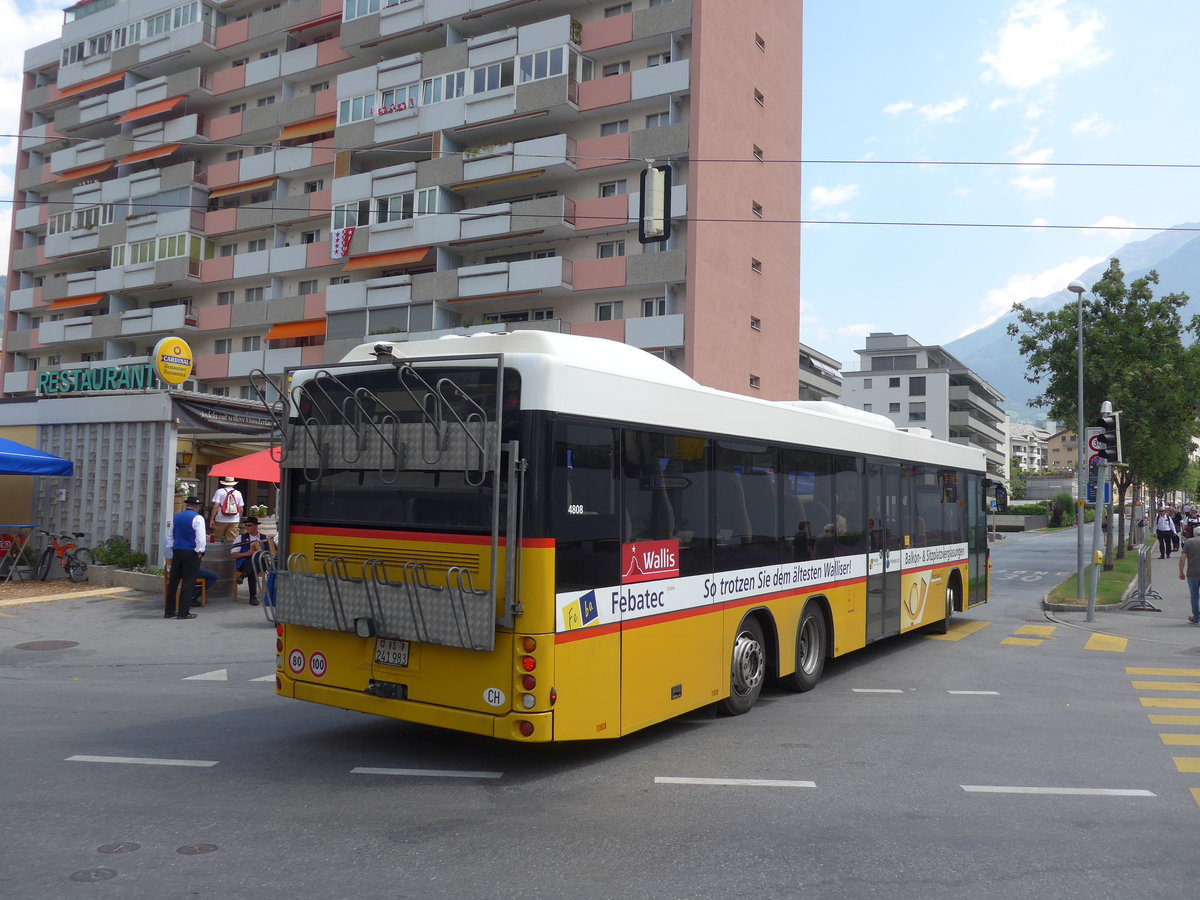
[961,784,1154,797]
[852,688,904,693]
[249,675,275,682]
[655,777,817,788]
[948,690,1000,695]
[67,755,218,768]
[184,669,228,681]
[350,767,502,779]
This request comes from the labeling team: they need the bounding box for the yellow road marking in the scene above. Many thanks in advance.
[0,587,135,608]
[1192,788,1200,807]
[1085,633,1127,652]
[1148,714,1200,725]
[1127,667,1200,677]
[1131,681,1200,693]
[1172,757,1200,773]
[1160,734,1200,746]
[1140,698,1200,709]
[926,620,991,642]
[1015,625,1056,636]
[1001,637,1043,646]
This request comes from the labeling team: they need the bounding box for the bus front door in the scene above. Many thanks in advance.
[866,461,901,641]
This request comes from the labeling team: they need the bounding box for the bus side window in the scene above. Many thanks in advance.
[552,421,619,592]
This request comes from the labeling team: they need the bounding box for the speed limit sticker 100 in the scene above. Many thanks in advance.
[309,651,328,678]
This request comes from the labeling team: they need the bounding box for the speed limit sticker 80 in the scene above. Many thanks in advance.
[287,648,305,674]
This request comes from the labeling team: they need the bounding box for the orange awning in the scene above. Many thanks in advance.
[47,293,105,310]
[343,246,433,271]
[56,160,113,182]
[57,70,125,99]
[287,12,340,32]
[265,320,327,341]
[208,177,277,200]
[116,95,184,124]
[279,115,336,142]
[118,143,181,166]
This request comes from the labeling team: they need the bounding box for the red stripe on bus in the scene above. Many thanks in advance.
[289,524,554,548]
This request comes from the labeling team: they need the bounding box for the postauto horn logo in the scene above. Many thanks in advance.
[152,336,194,385]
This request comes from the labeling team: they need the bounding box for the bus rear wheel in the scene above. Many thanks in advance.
[716,617,766,716]
[930,580,957,635]
[779,603,826,692]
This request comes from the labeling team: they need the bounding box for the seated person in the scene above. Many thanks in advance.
[230,516,277,607]
[793,521,815,561]
[814,523,838,559]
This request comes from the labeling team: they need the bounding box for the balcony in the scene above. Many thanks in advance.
[120,304,193,337]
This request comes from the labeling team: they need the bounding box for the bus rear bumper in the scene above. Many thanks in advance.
[281,675,555,742]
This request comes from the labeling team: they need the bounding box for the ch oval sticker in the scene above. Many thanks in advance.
[483,687,506,707]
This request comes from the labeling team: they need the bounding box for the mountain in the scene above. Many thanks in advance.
[945,224,1200,425]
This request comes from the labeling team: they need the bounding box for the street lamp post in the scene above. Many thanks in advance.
[1068,280,1087,603]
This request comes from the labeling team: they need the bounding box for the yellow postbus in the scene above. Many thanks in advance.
[269,331,990,741]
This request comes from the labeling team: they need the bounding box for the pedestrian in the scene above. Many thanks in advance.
[1172,507,1184,551]
[210,476,244,542]
[793,521,814,561]
[1186,508,1200,539]
[164,496,206,620]
[1155,508,1178,559]
[1180,526,1200,624]
[230,516,276,607]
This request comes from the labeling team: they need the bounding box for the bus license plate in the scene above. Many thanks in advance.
[374,638,410,667]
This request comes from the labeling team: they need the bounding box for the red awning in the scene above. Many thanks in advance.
[118,143,181,166]
[116,95,184,124]
[57,70,125,99]
[286,12,340,32]
[278,115,336,142]
[46,293,105,310]
[55,160,113,182]
[264,320,327,341]
[208,448,280,484]
[208,177,276,200]
[343,246,433,271]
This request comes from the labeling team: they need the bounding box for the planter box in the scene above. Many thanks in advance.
[87,564,116,587]
[990,514,1049,532]
[112,569,165,594]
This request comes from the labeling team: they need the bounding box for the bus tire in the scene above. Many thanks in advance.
[779,602,826,692]
[930,578,958,635]
[716,616,766,716]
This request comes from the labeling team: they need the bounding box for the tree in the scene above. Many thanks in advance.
[1008,455,1028,500]
[1007,258,1200,561]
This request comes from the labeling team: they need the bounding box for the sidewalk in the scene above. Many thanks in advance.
[1045,570,1200,648]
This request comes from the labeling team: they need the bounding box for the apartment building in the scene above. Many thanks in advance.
[1008,423,1049,473]
[0,0,802,553]
[841,332,1007,476]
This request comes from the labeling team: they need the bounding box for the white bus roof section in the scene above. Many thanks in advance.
[336,332,985,472]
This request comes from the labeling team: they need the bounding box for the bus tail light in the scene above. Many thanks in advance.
[520,656,536,672]
[275,638,283,653]
[549,688,557,706]
[521,636,537,652]
[517,720,534,737]
[521,693,536,709]
[276,624,284,637]
[521,674,536,690]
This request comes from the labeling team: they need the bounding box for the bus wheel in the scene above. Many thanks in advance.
[779,603,826,692]
[716,617,766,716]
[931,580,957,635]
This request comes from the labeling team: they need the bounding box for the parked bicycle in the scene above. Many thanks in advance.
[36,530,91,583]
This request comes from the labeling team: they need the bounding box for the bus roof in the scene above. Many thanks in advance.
[331,332,986,472]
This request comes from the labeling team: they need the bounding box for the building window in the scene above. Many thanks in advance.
[600,119,629,136]
[217,290,234,306]
[305,180,324,193]
[332,199,369,230]
[225,149,243,162]
[299,279,318,295]
[301,230,320,244]
[344,0,381,22]
[228,103,246,115]
[888,377,900,388]
[751,258,762,273]
[752,201,763,218]
[604,3,632,16]
[889,402,901,413]
[518,47,565,83]
[602,61,630,77]
[863,378,872,389]
[599,179,627,198]
[415,187,438,217]
[596,300,624,321]
[749,375,761,390]
[754,88,765,107]
[863,403,872,412]
[214,339,232,354]
[338,92,376,125]
[247,238,267,253]
[472,60,514,93]
[330,275,351,286]
[421,71,466,105]
[231,57,248,68]
[249,191,270,204]
[128,239,156,265]
[219,244,236,257]
[750,316,761,331]
[647,52,671,67]
[211,386,230,397]
[645,111,669,129]
[255,95,276,108]
[597,240,625,258]
[909,376,926,396]
[642,297,666,317]
[259,49,277,60]
[310,81,329,94]
[242,335,261,352]
[909,402,927,422]
[244,286,264,302]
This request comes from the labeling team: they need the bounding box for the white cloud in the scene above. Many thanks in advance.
[1019,148,1054,166]
[1027,217,1050,229]
[1011,173,1057,196]
[980,0,1109,90]
[1087,215,1136,242]
[809,184,860,210]
[1070,114,1112,137]
[0,1,65,266]
[883,101,914,116]
[989,97,1013,111]
[960,255,1106,335]
[953,187,973,197]
[917,97,968,123]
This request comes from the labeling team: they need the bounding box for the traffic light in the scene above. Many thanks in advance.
[1094,411,1121,463]
[638,164,672,244]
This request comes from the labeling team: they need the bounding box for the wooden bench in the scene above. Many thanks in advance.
[162,562,207,607]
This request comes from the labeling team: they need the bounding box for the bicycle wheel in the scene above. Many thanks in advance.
[66,551,89,583]
[36,548,53,581]
[73,547,93,567]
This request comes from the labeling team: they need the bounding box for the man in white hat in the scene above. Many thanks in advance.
[210,476,245,542]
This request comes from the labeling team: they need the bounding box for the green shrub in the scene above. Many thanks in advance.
[91,535,147,570]
[1006,502,1048,516]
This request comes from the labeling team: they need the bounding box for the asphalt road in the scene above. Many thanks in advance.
[3,531,1198,899]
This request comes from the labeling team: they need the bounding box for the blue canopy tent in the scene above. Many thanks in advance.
[0,438,73,476]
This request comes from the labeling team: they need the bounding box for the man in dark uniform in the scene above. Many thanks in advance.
[165,496,206,620]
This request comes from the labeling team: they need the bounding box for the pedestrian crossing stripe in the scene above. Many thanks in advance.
[1192,788,1200,807]
[1147,714,1200,725]
[1127,667,1200,677]
[1140,698,1200,709]
[1159,734,1200,746]
[1131,681,1200,692]
[1015,625,1056,637]
[1172,757,1200,773]
[1001,637,1044,646]
[1084,633,1126,652]
[926,620,991,641]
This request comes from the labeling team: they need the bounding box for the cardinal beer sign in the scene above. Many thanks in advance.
[621,539,679,584]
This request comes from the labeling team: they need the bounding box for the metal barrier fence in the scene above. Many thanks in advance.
[1123,543,1162,612]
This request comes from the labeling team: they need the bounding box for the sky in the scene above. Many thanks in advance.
[801,0,1200,370]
